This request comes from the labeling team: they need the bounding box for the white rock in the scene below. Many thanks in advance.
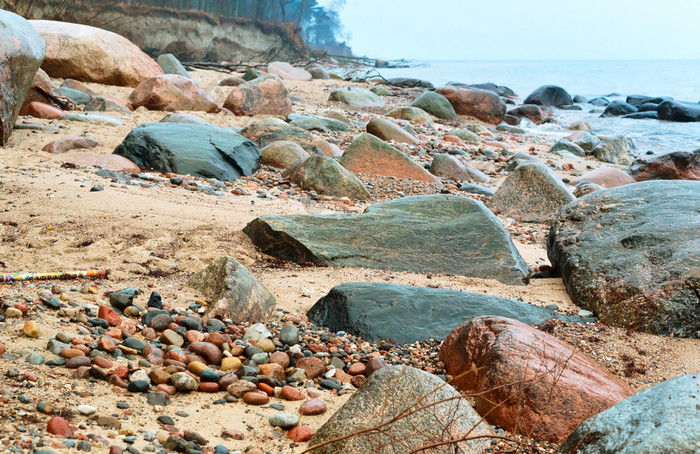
[243,322,272,342]
[77,405,97,415]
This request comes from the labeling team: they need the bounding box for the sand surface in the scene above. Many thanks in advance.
[0,68,697,453]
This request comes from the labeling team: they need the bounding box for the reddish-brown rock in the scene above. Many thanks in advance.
[280,385,305,401]
[350,374,366,388]
[435,86,507,125]
[287,426,314,442]
[267,61,312,81]
[269,351,290,368]
[257,363,285,381]
[507,104,554,125]
[42,137,100,154]
[98,306,121,327]
[242,391,269,405]
[92,356,113,369]
[129,74,218,112]
[299,399,327,416]
[188,342,222,365]
[347,362,366,376]
[570,167,636,188]
[223,75,292,117]
[19,102,64,119]
[47,417,74,436]
[143,343,164,365]
[439,316,635,442]
[30,20,163,87]
[227,380,257,398]
[628,149,700,181]
[198,382,220,393]
[61,152,140,173]
[364,357,386,377]
[294,357,326,380]
[257,382,274,396]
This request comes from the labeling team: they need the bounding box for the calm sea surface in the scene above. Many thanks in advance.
[362,60,700,153]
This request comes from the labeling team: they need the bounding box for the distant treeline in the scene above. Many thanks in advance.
[121,0,348,49]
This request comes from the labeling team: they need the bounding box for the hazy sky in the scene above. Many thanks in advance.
[333,0,700,60]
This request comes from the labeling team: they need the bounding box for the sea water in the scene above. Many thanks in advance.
[362,60,700,154]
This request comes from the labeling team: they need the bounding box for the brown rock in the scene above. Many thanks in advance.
[350,375,366,388]
[339,133,442,185]
[261,141,309,169]
[74,366,91,379]
[42,137,100,154]
[61,348,85,359]
[129,74,218,112]
[218,373,238,390]
[364,357,386,377]
[628,149,700,181]
[61,152,140,173]
[143,343,165,365]
[267,61,312,81]
[30,20,163,87]
[268,351,290,368]
[438,316,635,442]
[287,425,314,442]
[227,380,257,398]
[185,330,205,343]
[570,167,636,188]
[366,117,418,144]
[299,399,327,415]
[61,79,95,96]
[47,416,73,436]
[242,391,269,405]
[149,369,171,385]
[20,69,54,108]
[508,104,554,125]
[188,342,222,365]
[199,382,220,393]
[258,363,285,381]
[19,102,64,119]
[219,76,245,86]
[23,320,40,338]
[313,138,343,158]
[294,357,326,380]
[93,356,113,369]
[223,75,292,117]
[435,86,507,125]
[98,306,121,327]
[347,362,366,376]
[157,384,176,395]
[66,356,92,369]
[334,369,352,384]
[280,385,305,401]
[97,337,116,353]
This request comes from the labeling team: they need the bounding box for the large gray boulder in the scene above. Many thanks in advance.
[1,10,45,145]
[524,85,573,107]
[308,366,493,454]
[188,256,275,323]
[113,123,260,181]
[559,373,700,453]
[490,158,575,223]
[307,282,582,344]
[548,180,700,337]
[243,195,530,285]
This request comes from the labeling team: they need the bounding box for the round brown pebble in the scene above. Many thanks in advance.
[280,385,305,401]
[299,399,327,415]
[365,357,386,377]
[348,362,366,376]
[61,348,85,358]
[199,382,220,393]
[227,380,257,398]
[242,391,269,405]
[294,357,326,379]
[66,356,92,369]
[287,425,314,442]
[351,375,366,388]
[93,356,113,369]
[268,351,290,368]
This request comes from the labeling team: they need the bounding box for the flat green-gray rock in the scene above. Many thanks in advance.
[409,91,458,121]
[386,106,433,124]
[328,87,385,108]
[287,113,349,132]
[308,282,582,344]
[592,136,636,165]
[239,120,315,152]
[285,155,370,199]
[548,180,700,337]
[243,195,530,285]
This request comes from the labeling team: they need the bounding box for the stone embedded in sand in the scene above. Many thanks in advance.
[243,391,269,405]
[188,342,222,366]
[339,133,441,185]
[439,316,634,443]
[386,106,433,124]
[260,141,309,169]
[268,61,312,81]
[42,137,100,154]
[61,152,140,173]
[129,74,218,112]
[288,425,314,442]
[223,75,292,117]
[98,306,121,327]
[285,155,371,199]
[1,10,45,145]
[244,195,530,285]
[309,366,493,453]
[435,86,507,125]
[19,101,65,120]
[23,321,40,338]
[299,399,327,416]
[280,385,305,401]
[329,87,385,108]
[548,180,700,337]
[307,282,579,344]
[287,113,349,132]
[30,20,162,87]
[188,256,275,324]
[366,117,418,144]
[113,123,260,181]
[489,156,575,224]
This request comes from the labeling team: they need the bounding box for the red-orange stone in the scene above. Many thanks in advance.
[98,306,121,327]
[287,425,314,442]
[242,392,269,405]
[47,416,73,436]
[257,382,274,396]
[198,382,220,393]
[280,385,305,401]
[299,399,327,416]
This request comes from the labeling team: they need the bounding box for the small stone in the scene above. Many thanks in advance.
[243,323,272,342]
[23,320,40,338]
[279,325,299,346]
[287,425,314,442]
[299,399,327,415]
[66,356,92,369]
[157,415,175,426]
[26,353,45,365]
[122,336,146,352]
[171,372,198,392]
[268,413,298,429]
[243,392,270,405]
[227,380,257,398]
[5,307,22,317]
[280,385,305,401]
[160,329,184,347]
[47,416,74,436]
[295,357,326,379]
[187,360,208,376]
[127,380,150,393]
[255,338,276,352]
[221,357,242,371]
[37,401,53,414]
[365,357,386,377]
[77,405,97,415]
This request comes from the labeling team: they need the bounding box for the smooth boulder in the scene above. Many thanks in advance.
[30,20,163,87]
[188,256,276,323]
[430,154,489,183]
[260,141,309,169]
[559,373,700,454]
[113,123,260,181]
[223,75,292,117]
[507,104,553,125]
[1,11,45,145]
[490,158,575,223]
[628,149,700,181]
[592,135,636,165]
[328,87,384,108]
[243,195,530,285]
[285,155,370,199]
[435,86,506,125]
[524,85,573,107]
[267,61,312,81]
[308,366,493,454]
[308,282,580,344]
[657,100,700,122]
[339,133,441,184]
[366,117,417,144]
[601,100,637,117]
[439,316,634,443]
[409,91,458,121]
[239,119,315,152]
[129,74,218,112]
[548,180,700,337]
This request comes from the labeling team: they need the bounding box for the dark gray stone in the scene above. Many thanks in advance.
[626,94,671,108]
[559,373,700,453]
[548,180,700,337]
[113,123,261,181]
[309,366,493,453]
[657,100,700,122]
[524,85,573,107]
[307,282,580,344]
[110,287,140,310]
[601,100,637,117]
[387,78,434,89]
[244,195,530,285]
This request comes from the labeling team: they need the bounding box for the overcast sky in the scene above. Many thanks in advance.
[334,0,700,60]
